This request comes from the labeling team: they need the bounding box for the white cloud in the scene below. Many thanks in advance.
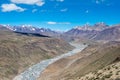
[56,0,64,2]
[96,0,100,4]
[95,0,105,4]
[47,21,70,25]
[60,8,68,12]
[11,0,45,6]
[32,9,37,13]
[1,3,26,12]
[47,21,57,25]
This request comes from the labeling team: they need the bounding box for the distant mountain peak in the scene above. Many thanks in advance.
[94,22,108,27]
[64,23,120,41]
[1,24,60,37]
[74,23,109,31]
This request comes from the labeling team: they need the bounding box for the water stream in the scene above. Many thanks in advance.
[13,43,87,80]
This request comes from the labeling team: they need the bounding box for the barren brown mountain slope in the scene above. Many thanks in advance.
[0,28,74,80]
[38,41,120,80]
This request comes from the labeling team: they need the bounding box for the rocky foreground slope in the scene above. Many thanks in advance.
[0,26,74,80]
[79,61,120,80]
[38,41,120,80]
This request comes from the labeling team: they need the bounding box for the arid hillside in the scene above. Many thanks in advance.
[38,41,120,80]
[0,27,74,80]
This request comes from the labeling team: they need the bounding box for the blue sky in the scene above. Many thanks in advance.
[0,0,120,31]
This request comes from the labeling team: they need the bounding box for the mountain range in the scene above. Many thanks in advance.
[3,24,60,37]
[63,23,120,42]
[1,22,120,42]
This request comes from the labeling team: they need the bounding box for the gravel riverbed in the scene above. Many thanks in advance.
[13,43,87,80]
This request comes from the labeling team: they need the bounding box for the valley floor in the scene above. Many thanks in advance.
[13,43,87,80]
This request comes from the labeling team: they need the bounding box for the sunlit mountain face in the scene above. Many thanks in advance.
[0,0,120,31]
